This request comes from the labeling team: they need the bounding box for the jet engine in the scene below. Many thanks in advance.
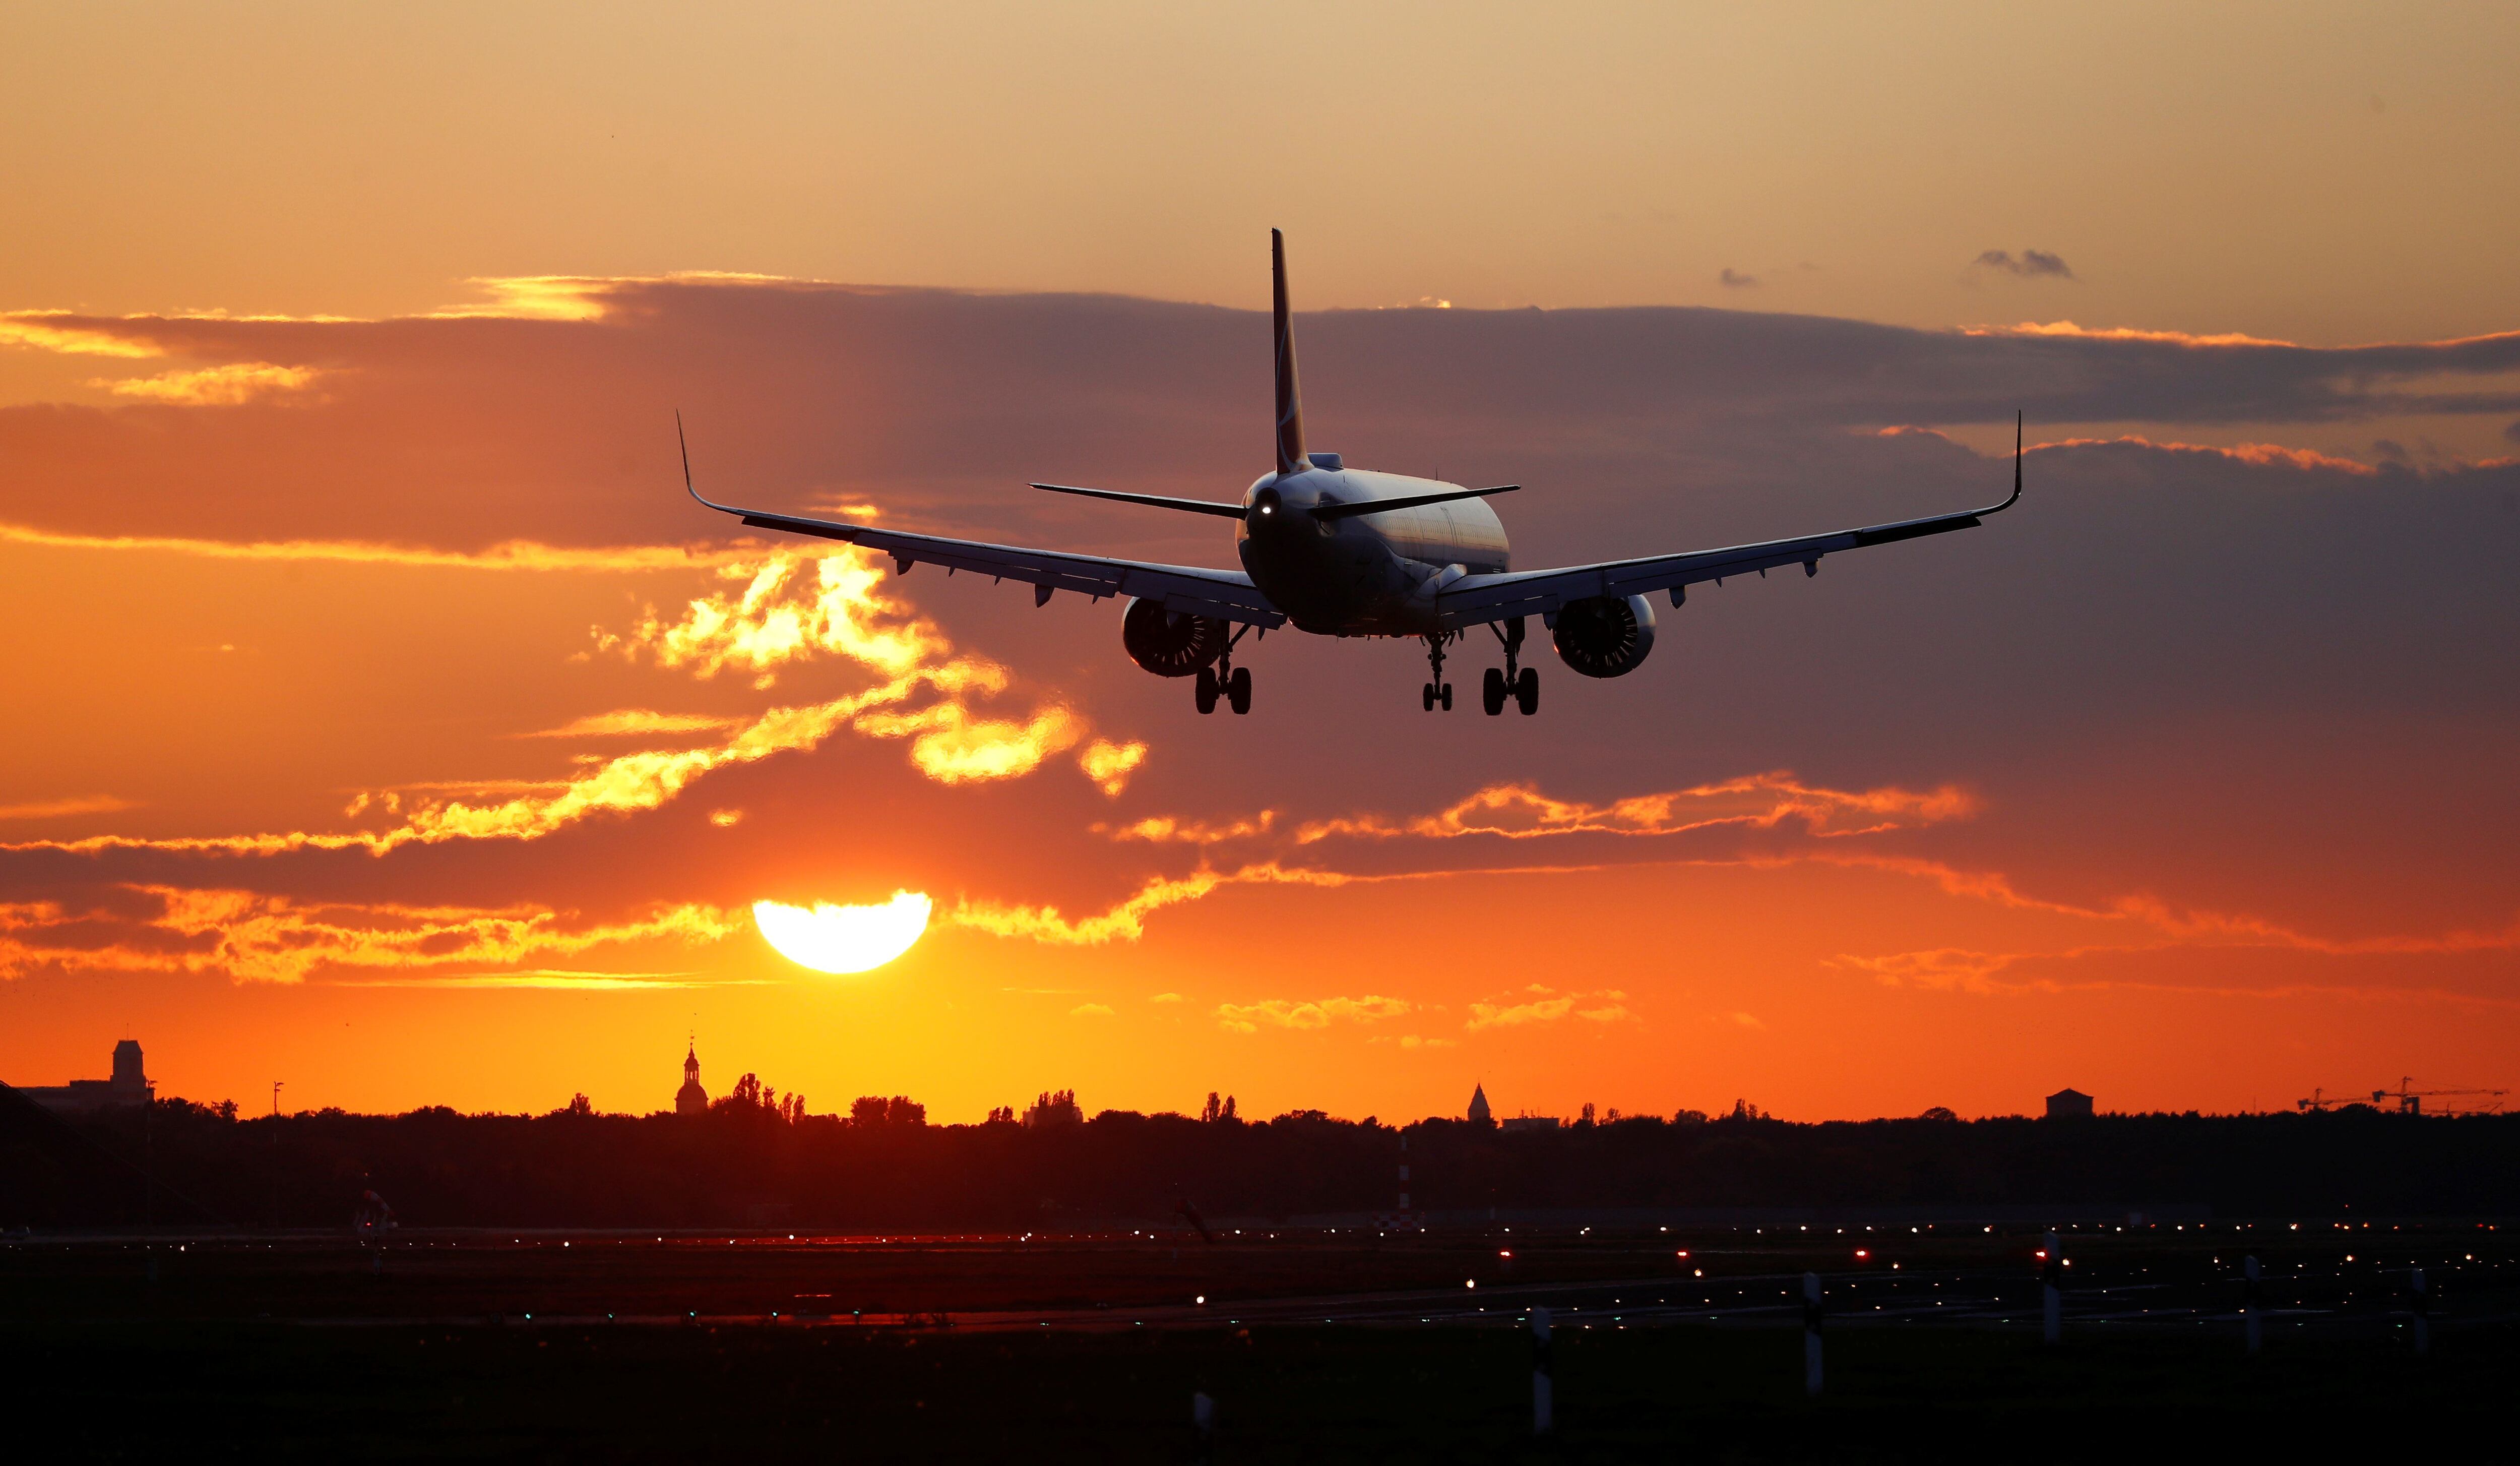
[1550,594,1657,678]
[1121,596,1229,677]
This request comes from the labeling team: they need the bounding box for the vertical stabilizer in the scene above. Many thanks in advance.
[1272,228,1307,477]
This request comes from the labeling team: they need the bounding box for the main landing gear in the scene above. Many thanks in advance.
[1195,628,1253,715]
[1481,617,1539,715]
[1420,635,1453,712]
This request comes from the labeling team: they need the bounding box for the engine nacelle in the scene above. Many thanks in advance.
[1120,596,1229,678]
[1550,594,1657,678]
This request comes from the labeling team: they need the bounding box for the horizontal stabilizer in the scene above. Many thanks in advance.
[1311,485,1520,521]
[1032,483,1249,518]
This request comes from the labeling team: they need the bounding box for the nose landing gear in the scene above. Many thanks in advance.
[1483,618,1538,715]
[1196,628,1254,714]
[1420,635,1454,711]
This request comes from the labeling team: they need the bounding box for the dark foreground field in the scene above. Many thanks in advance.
[5,1222,2510,1462]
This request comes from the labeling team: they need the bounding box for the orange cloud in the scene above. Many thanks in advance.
[1077,739,1148,797]
[2041,435,2377,475]
[516,709,746,740]
[93,361,319,404]
[0,312,164,357]
[1962,320,2296,348]
[0,521,752,574]
[1105,811,1278,844]
[599,548,947,686]
[0,885,739,985]
[1214,994,1412,1033]
[1466,984,1633,1030]
[0,796,138,821]
[1294,774,1976,844]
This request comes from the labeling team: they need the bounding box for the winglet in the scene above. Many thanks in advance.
[677,410,739,515]
[2003,410,2023,511]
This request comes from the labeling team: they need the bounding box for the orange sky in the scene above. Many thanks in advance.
[4,7,2517,1123]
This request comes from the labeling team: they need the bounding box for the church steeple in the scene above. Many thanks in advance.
[676,1037,708,1115]
[1467,1082,1492,1126]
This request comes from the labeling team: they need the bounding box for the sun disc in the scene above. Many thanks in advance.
[752,891,932,974]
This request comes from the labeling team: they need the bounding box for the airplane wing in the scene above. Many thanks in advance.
[679,423,1286,628]
[1435,419,2024,632]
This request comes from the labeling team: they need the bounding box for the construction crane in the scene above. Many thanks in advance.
[2299,1078,2509,1115]
[2370,1076,2508,1116]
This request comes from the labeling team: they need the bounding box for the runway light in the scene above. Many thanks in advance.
[1466,1279,1477,1289]
[1855,1249,1869,1259]
[1195,1296,1205,1305]
[1499,1250,1512,1258]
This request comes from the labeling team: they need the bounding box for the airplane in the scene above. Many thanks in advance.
[682,230,2021,716]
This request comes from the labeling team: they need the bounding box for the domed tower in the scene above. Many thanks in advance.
[675,1042,708,1115]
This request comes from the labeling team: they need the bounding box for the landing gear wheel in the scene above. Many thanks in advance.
[1439,682,1453,711]
[1195,665,1220,715]
[1421,682,1436,712]
[1226,665,1252,715]
[1482,667,1506,716]
[1515,666,1539,715]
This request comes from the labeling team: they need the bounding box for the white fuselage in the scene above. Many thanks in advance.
[1235,466,1510,636]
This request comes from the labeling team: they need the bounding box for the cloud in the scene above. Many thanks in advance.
[1105,812,1278,845]
[1718,268,1760,289]
[0,312,164,357]
[1397,1034,1457,1049]
[1973,249,2077,280]
[0,521,751,574]
[1966,320,2284,348]
[1148,992,1183,1004]
[0,885,738,985]
[596,548,947,687]
[1214,994,1411,1033]
[1294,775,1976,844]
[2505,419,2520,444]
[1465,984,1633,1030]
[517,709,745,740]
[2032,434,2377,474]
[0,796,138,822]
[1077,739,1148,797]
[94,362,319,405]
[1069,1002,1116,1018]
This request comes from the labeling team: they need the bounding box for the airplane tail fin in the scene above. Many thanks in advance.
[1272,229,1308,477]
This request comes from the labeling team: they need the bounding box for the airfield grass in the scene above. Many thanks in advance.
[3,1314,2505,1463]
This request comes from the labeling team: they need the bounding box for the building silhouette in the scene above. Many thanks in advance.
[18,1040,153,1114]
[1466,1082,1492,1126]
[2046,1087,2094,1119]
[676,1043,708,1115]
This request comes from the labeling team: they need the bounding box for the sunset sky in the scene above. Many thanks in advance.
[4,2,2516,1123]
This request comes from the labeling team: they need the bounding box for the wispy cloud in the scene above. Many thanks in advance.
[515,709,746,740]
[1293,774,1975,844]
[0,885,739,985]
[1466,984,1632,1030]
[0,796,138,822]
[1972,249,2077,280]
[94,361,318,405]
[0,312,164,357]
[0,522,751,574]
[1718,268,1760,289]
[1214,994,1410,1033]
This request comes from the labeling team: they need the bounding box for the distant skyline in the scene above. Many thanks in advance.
[3,4,2515,1122]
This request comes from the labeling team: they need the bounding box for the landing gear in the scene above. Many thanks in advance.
[1420,635,1453,712]
[1196,629,1254,715]
[1486,617,1539,715]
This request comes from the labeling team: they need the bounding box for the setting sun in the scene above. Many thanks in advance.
[752,892,933,975]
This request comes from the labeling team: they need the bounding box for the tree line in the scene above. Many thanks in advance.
[15,1095,2517,1230]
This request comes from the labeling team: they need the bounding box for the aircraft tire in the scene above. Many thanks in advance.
[1196,666,1220,714]
[1227,666,1252,715]
[1439,682,1453,712]
[1482,667,1506,715]
[1421,682,1435,711]
[1515,666,1539,715]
